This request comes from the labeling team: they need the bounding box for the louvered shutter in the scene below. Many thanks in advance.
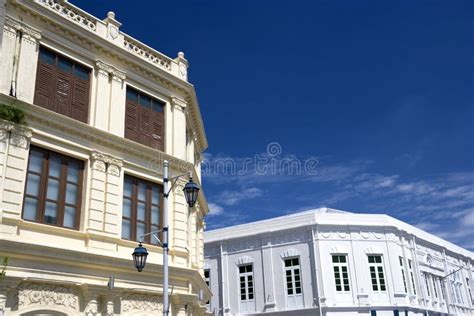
[139,106,152,146]
[125,99,139,142]
[71,77,89,123]
[151,111,164,151]
[54,70,72,117]
[34,61,56,111]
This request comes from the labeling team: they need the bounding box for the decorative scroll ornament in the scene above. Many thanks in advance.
[17,283,79,311]
[280,248,300,259]
[235,255,254,265]
[121,293,162,313]
[90,151,123,175]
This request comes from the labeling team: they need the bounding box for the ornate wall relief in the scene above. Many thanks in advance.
[280,248,300,259]
[235,255,254,266]
[121,293,162,314]
[15,282,79,312]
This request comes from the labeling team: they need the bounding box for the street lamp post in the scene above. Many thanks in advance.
[132,160,200,316]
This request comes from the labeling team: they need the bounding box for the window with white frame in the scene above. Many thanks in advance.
[333,255,350,292]
[239,264,254,302]
[399,257,408,293]
[368,255,386,292]
[431,275,438,299]
[408,259,417,295]
[440,277,446,301]
[204,269,210,305]
[467,278,472,304]
[284,257,303,308]
[423,273,431,297]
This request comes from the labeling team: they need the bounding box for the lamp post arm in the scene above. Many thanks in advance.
[164,172,192,197]
[137,230,162,244]
[442,266,465,279]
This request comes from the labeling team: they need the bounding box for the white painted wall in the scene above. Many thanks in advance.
[204,208,474,316]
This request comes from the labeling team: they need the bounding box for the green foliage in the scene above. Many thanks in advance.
[0,104,26,125]
[0,256,7,280]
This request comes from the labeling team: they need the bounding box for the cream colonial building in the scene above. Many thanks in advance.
[0,0,210,315]
[204,208,474,316]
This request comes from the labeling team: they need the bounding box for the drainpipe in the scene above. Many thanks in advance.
[10,29,21,97]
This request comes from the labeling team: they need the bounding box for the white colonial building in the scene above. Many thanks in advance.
[0,0,210,315]
[204,208,474,316]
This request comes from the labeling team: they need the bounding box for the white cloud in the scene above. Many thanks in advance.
[461,209,474,227]
[207,203,224,217]
[217,187,263,206]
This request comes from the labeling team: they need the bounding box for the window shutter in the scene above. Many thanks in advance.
[54,70,72,117]
[125,99,139,142]
[71,77,89,123]
[34,61,56,111]
[139,106,152,146]
[151,111,164,151]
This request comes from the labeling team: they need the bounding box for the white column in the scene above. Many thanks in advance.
[260,233,276,311]
[108,70,126,136]
[0,17,18,95]
[103,157,123,236]
[93,60,112,131]
[171,97,187,160]
[87,152,107,233]
[16,23,41,103]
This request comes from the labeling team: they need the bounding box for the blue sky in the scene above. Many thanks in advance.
[72,1,473,250]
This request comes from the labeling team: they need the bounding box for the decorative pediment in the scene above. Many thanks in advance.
[280,248,300,259]
[329,246,349,254]
[364,246,383,255]
[235,256,254,265]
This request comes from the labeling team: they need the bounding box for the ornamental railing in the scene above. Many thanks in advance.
[33,0,184,79]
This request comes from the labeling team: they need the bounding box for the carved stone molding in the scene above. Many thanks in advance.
[364,246,383,255]
[95,60,126,81]
[329,245,349,254]
[0,119,33,148]
[4,16,42,41]
[121,293,162,313]
[235,255,254,265]
[16,282,79,311]
[280,248,300,259]
[91,151,123,175]
[172,97,187,111]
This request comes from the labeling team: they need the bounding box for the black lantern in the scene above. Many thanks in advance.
[183,177,200,207]
[132,243,148,272]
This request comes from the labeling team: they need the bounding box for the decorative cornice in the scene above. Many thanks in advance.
[0,119,33,148]
[4,15,42,41]
[91,151,123,176]
[235,255,254,265]
[95,59,126,80]
[9,2,208,152]
[172,97,187,111]
[280,248,300,259]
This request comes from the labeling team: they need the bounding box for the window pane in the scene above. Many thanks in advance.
[58,58,73,73]
[285,259,291,267]
[151,206,159,225]
[136,222,145,241]
[340,256,347,263]
[137,202,146,221]
[138,183,146,201]
[123,198,132,218]
[152,186,160,204]
[332,256,339,263]
[28,150,44,173]
[49,156,62,178]
[65,183,78,205]
[67,161,80,183]
[26,174,41,196]
[375,256,382,263]
[39,49,55,65]
[152,100,164,112]
[139,94,151,108]
[126,89,138,102]
[239,266,245,274]
[23,197,38,221]
[124,177,133,197]
[63,206,76,228]
[46,178,60,200]
[74,65,89,80]
[122,219,131,239]
[44,202,58,224]
[292,258,299,266]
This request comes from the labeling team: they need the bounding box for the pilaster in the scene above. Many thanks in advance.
[0,120,32,230]
[0,16,17,95]
[109,71,126,136]
[172,178,188,254]
[260,233,276,311]
[93,60,112,131]
[16,21,41,103]
[172,97,187,161]
[87,151,123,237]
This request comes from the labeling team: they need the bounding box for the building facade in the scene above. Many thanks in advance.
[0,0,210,315]
[204,208,474,316]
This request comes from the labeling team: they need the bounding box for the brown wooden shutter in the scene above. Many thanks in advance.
[139,106,152,147]
[71,77,89,123]
[151,111,164,151]
[54,70,72,117]
[34,62,56,111]
[125,99,139,142]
